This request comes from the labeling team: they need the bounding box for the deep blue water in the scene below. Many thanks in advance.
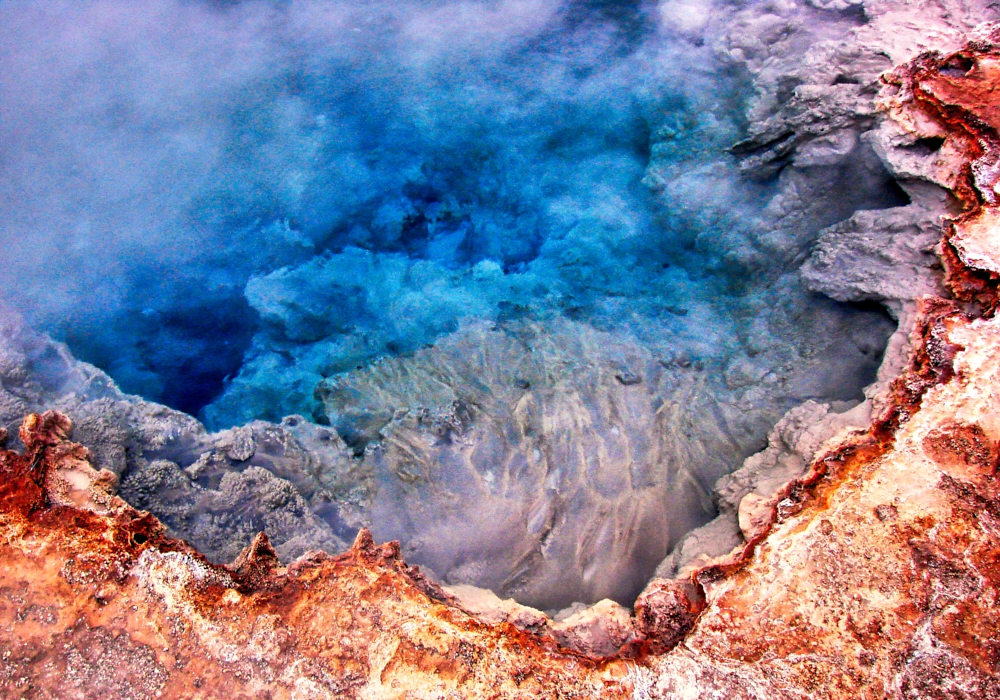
[0,0,897,429]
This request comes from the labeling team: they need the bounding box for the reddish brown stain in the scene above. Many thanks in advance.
[4,31,1000,699]
[923,421,1000,471]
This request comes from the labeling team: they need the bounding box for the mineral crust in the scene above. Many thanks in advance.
[3,19,1000,700]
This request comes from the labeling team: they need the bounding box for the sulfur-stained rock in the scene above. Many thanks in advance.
[633,580,706,656]
[443,584,549,633]
[551,599,640,658]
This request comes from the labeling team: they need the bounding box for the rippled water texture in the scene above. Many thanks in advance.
[0,0,903,607]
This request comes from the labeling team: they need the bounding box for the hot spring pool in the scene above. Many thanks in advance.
[0,0,906,608]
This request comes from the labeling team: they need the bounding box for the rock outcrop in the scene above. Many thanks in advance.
[655,0,996,581]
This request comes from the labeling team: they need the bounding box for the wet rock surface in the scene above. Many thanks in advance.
[316,312,893,608]
[0,300,887,608]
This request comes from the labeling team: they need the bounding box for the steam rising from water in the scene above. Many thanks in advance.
[1,0,749,421]
[1,0,901,606]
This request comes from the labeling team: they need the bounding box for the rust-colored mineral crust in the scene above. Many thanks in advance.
[0,413,624,699]
[4,29,1000,700]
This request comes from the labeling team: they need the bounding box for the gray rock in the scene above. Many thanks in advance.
[646,0,998,586]
[224,426,257,462]
[801,203,946,303]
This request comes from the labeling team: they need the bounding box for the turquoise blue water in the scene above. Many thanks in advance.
[0,0,896,429]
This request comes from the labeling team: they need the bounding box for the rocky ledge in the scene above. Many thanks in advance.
[2,22,1000,700]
